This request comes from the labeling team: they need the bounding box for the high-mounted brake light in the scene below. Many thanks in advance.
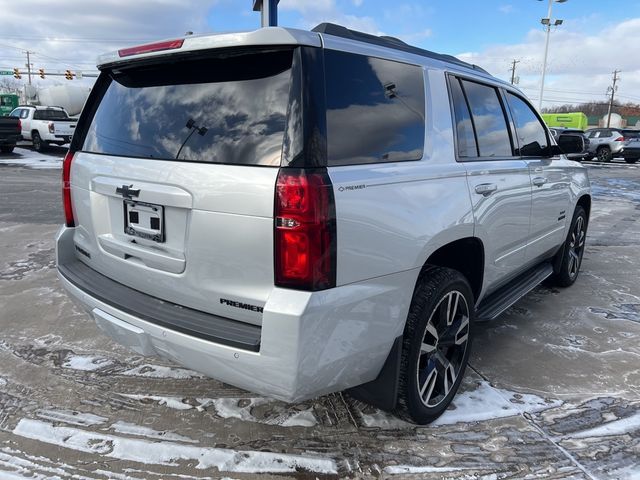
[274,168,336,291]
[62,151,75,227]
[118,39,184,57]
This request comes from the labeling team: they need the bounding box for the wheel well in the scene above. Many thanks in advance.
[577,194,591,220]
[425,237,484,301]
[31,129,40,136]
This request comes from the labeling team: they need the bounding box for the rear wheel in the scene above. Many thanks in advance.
[396,267,473,424]
[625,158,638,164]
[597,146,612,162]
[0,146,14,154]
[32,131,45,152]
[553,206,587,287]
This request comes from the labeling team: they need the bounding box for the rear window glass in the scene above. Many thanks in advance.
[34,109,69,120]
[83,49,293,166]
[324,50,425,166]
[623,130,640,138]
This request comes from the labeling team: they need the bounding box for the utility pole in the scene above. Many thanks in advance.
[606,69,620,128]
[24,50,34,85]
[509,59,520,84]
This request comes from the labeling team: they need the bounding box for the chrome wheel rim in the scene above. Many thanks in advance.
[416,290,470,408]
[568,215,585,279]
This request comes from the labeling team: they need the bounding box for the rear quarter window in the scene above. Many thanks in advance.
[324,50,425,166]
[82,49,293,166]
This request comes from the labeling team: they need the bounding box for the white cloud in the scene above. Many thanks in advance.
[457,18,640,109]
[353,0,364,6]
[499,5,514,14]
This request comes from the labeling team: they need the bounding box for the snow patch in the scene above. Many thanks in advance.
[62,354,114,372]
[384,465,471,474]
[0,148,63,170]
[36,409,107,427]
[110,421,198,443]
[568,411,640,439]
[121,364,205,379]
[13,418,337,474]
[360,381,562,428]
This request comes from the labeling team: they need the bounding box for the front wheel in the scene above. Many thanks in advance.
[396,267,473,424]
[553,206,587,287]
[597,146,612,162]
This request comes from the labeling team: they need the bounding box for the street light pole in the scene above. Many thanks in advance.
[537,0,566,111]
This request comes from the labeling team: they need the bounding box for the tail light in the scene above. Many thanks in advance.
[48,122,55,134]
[62,151,75,227]
[274,168,336,291]
[16,119,21,133]
[615,136,624,142]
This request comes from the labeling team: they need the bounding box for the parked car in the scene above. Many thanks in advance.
[9,105,76,152]
[0,115,22,153]
[549,127,590,161]
[56,23,590,424]
[584,127,640,163]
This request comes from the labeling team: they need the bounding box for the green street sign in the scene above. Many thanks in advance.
[0,70,14,76]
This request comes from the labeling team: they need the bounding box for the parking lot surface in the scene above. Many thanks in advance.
[0,147,638,479]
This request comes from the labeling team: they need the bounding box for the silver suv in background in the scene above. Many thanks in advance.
[585,127,640,163]
[56,24,590,424]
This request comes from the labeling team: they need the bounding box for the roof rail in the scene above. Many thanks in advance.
[312,23,488,74]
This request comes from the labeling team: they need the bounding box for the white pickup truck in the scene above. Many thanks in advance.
[9,105,77,152]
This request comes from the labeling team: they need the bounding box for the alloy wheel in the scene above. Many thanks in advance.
[416,290,470,408]
[568,215,585,279]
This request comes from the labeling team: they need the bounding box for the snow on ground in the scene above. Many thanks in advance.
[360,381,562,429]
[12,418,338,474]
[0,147,64,169]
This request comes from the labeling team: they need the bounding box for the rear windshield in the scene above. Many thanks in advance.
[34,109,69,120]
[83,49,293,166]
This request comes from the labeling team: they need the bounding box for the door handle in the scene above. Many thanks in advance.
[532,176,548,187]
[475,183,498,196]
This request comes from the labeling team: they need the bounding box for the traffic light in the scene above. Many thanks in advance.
[13,68,21,79]
[39,68,45,79]
[64,70,73,80]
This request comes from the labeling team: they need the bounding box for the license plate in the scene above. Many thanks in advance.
[123,200,165,243]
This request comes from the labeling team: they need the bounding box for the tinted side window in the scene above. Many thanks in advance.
[449,77,477,157]
[324,50,425,166]
[9,109,20,118]
[506,93,549,156]
[600,131,612,138]
[461,80,512,157]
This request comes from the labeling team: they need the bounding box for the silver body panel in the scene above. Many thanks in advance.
[57,26,591,401]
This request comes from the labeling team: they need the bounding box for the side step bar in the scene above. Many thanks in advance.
[476,262,554,322]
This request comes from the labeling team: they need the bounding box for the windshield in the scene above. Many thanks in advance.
[82,49,293,166]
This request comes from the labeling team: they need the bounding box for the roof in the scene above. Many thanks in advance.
[312,23,488,74]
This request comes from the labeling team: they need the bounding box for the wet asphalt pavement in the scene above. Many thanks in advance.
[0,147,638,479]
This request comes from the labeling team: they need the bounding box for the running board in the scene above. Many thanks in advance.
[476,262,554,322]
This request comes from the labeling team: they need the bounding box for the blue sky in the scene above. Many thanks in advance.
[206,0,640,54]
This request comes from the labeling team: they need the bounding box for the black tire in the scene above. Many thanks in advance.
[624,158,638,164]
[553,206,587,287]
[32,131,45,152]
[0,146,14,154]
[597,146,612,162]
[395,267,474,424]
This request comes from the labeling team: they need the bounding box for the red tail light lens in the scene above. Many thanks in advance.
[48,122,55,134]
[274,168,336,291]
[16,119,21,133]
[615,136,624,142]
[118,39,184,57]
[62,151,75,227]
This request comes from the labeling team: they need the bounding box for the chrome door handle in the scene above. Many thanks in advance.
[532,177,548,187]
[475,183,498,196]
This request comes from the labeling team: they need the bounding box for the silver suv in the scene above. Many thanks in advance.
[585,127,640,163]
[56,23,591,424]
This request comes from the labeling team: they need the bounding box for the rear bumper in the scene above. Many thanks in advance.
[621,147,640,159]
[56,226,416,402]
[0,134,21,145]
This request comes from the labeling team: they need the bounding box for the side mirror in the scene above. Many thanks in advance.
[556,134,585,155]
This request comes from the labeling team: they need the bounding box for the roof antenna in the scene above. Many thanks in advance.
[253,0,280,27]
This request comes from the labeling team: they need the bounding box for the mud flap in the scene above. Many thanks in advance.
[346,335,402,411]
